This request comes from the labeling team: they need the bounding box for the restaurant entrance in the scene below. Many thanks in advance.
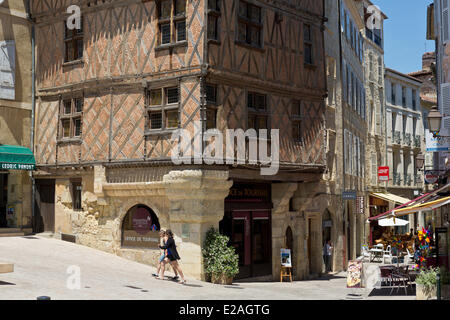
[220,183,273,279]
[0,173,8,227]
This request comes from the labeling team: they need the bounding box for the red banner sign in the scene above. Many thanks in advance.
[378,166,389,181]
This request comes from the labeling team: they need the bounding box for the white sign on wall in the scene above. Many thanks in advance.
[426,129,450,152]
[0,40,15,100]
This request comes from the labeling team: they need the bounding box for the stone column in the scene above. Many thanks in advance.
[271,183,297,280]
[163,170,233,280]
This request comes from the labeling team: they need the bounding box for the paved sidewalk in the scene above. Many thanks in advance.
[0,236,415,300]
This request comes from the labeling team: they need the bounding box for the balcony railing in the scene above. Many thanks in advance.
[414,135,421,148]
[403,133,412,147]
[393,131,402,145]
[393,173,402,186]
[404,174,412,186]
[414,174,423,185]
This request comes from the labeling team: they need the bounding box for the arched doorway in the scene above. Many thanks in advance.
[322,209,332,247]
[322,209,332,273]
[285,226,294,270]
[121,204,160,248]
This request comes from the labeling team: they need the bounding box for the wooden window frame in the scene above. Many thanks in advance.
[247,91,269,134]
[236,0,263,49]
[157,0,187,48]
[59,97,83,141]
[71,180,82,211]
[207,6,221,42]
[303,23,314,66]
[205,84,218,129]
[64,17,84,63]
[146,86,179,133]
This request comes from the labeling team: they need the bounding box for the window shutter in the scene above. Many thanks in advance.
[0,41,15,100]
[441,83,450,116]
[344,130,348,174]
[342,60,347,102]
[443,0,450,43]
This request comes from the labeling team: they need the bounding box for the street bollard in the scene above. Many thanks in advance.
[37,296,51,300]
[437,273,441,300]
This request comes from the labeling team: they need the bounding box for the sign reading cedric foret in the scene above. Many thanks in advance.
[1,163,35,170]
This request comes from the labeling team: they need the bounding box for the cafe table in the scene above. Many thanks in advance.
[369,247,384,262]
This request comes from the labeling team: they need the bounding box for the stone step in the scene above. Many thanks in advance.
[0,232,25,237]
[0,263,14,274]
[0,228,22,233]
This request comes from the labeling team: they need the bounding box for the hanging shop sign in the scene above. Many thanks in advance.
[426,129,450,152]
[378,166,389,182]
[342,190,357,200]
[356,196,365,214]
[424,171,439,184]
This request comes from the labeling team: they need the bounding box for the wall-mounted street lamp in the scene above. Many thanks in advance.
[427,105,450,137]
[416,153,425,171]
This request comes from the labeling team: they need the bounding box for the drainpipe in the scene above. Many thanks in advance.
[26,0,36,232]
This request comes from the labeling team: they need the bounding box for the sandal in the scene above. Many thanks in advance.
[178,280,186,284]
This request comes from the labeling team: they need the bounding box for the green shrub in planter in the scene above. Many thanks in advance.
[203,227,239,283]
[416,267,439,296]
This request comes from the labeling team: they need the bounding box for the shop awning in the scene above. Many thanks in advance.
[371,192,411,205]
[0,145,35,171]
[392,196,450,217]
[368,182,450,221]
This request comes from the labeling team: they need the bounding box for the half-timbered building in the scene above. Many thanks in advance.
[32,0,327,280]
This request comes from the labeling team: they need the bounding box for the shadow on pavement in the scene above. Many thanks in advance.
[315,274,346,281]
[0,281,15,286]
[224,285,244,289]
[183,284,203,288]
[368,286,416,297]
[125,285,143,290]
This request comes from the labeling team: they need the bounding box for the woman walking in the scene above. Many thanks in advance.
[153,230,179,280]
[159,230,186,284]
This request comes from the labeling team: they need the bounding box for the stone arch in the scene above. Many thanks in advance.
[113,197,169,244]
[120,204,160,248]
[285,226,295,270]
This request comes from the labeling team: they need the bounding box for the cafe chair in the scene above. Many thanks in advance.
[361,245,371,262]
[390,266,410,295]
[383,245,393,264]
[404,248,415,265]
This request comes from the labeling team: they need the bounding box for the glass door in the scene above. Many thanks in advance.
[232,211,251,278]
[252,211,271,276]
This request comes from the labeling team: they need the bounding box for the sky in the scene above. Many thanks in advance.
[371,0,435,74]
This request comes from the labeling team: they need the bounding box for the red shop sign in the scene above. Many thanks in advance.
[378,166,389,181]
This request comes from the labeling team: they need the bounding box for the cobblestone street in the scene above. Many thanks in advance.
[0,236,415,300]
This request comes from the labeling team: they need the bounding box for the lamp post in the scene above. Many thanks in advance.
[415,153,425,172]
[427,105,444,137]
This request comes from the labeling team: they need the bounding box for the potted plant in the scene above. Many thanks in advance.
[416,267,439,300]
[202,227,239,285]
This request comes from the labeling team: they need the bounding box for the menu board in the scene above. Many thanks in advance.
[347,260,363,288]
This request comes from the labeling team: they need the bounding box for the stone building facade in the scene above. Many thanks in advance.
[0,1,33,234]
[321,0,367,272]
[31,0,328,281]
[384,68,427,230]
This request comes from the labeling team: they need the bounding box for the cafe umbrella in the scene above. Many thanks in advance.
[378,217,409,227]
